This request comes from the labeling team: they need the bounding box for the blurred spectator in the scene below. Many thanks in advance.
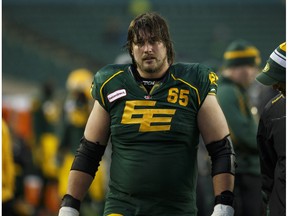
[31,80,61,215]
[58,68,107,216]
[2,119,16,216]
[3,95,38,216]
[217,39,262,216]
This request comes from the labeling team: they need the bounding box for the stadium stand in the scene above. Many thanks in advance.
[3,0,285,86]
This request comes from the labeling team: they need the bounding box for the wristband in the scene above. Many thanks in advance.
[61,194,81,211]
[215,190,234,207]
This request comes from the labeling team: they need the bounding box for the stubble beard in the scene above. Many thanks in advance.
[136,56,168,76]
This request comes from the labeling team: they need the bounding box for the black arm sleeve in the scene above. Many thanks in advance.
[71,137,106,178]
[206,135,237,177]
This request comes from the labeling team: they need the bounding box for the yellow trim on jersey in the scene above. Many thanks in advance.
[100,70,124,106]
[208,92,216,96]
[272,94,284,104]
[224,47,259,59]
[171,74,201,105]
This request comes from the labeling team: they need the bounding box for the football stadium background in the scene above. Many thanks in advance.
[2,0,286,216]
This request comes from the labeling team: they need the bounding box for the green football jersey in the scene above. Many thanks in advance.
[91,63,218,213]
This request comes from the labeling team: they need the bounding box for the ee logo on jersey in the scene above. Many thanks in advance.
[121,100,176,132]
[121,88,191,132]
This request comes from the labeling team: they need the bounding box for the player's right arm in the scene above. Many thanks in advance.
[198,95,235,216]
[84,100,111,145]
[59,100,110,216]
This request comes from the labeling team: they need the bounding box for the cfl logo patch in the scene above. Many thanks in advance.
[121,100,176,132]
[208,72,218,86]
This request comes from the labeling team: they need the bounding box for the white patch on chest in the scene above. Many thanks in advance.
[107,89,127,102]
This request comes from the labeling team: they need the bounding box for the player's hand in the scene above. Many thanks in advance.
[211,204,234,216]
[58,206,79,216]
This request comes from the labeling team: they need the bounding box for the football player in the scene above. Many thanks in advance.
[59,12,236,216]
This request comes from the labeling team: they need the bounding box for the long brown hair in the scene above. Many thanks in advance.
[125,12,175,65]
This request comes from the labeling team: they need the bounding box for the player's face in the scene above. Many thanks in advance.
[131,32,169,78]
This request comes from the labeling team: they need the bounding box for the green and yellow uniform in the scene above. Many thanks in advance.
[91,63,218,216]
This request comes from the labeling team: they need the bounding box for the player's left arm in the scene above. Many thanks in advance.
[198,95,235,215]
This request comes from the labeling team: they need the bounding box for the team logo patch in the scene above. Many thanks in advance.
[121,100,176,132]
[107,89,127,102]
[263,63,270,72]
[209,72,218,85]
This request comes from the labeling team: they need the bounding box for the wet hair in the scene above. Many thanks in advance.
[125,12,175,65]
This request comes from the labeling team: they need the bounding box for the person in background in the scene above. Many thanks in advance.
[2,119,16,216]
[217,39,262,216]
[58,12,236,216]
[31,80,61,215]
[256,42,286,216]
[58,68,107,216]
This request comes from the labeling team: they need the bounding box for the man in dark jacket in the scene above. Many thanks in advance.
[217,39,262,216]
[256,42,286,216]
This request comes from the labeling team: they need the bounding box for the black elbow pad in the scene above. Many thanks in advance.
[206,135,237,177]
[71,137,106,178]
